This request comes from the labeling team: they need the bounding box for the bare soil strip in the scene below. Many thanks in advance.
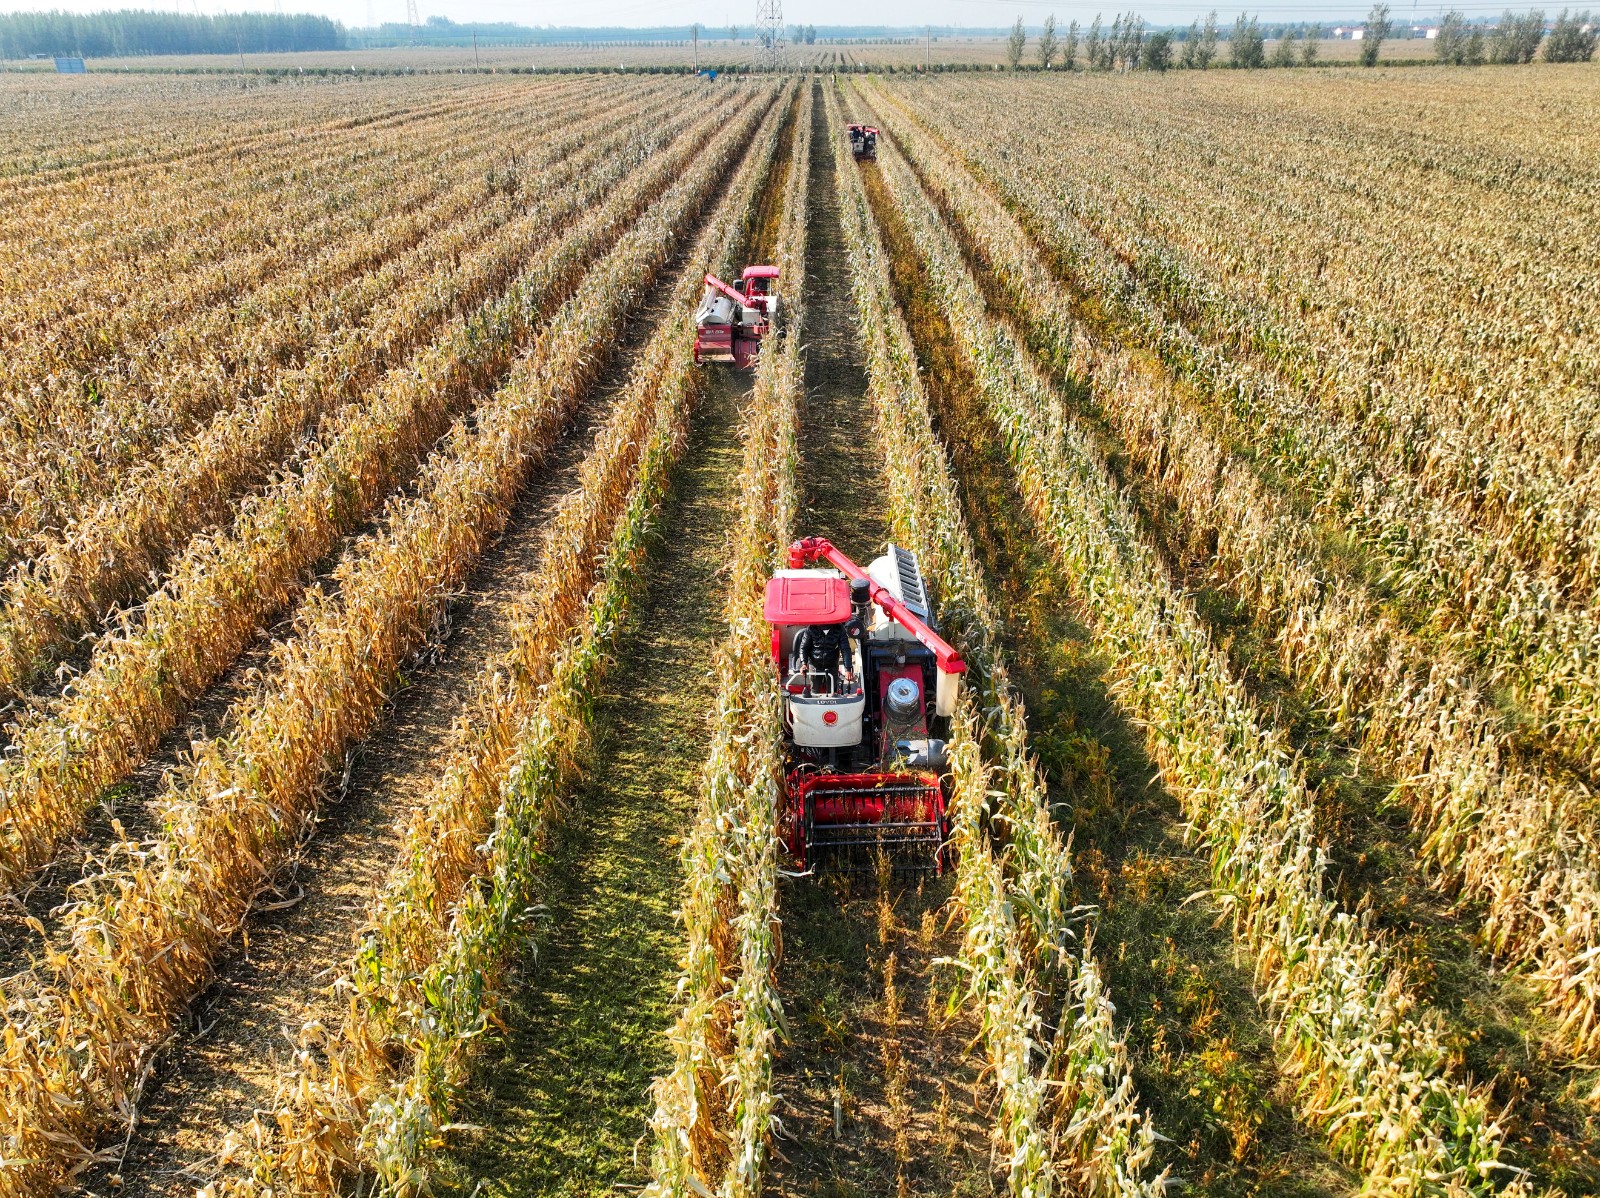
[761,87,997,1198]
[63,201,732,1198]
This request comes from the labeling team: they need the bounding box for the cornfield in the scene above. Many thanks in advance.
[0,58,1594,1198]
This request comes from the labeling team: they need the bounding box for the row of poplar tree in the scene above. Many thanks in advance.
[1003,6,1595,70]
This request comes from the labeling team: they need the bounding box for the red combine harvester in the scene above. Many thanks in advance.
[765,537,967,874]
[693,265,779,369]
[847,123,878,161]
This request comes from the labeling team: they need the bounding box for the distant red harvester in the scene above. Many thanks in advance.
[846,123,878,161]
[693,264,779,370]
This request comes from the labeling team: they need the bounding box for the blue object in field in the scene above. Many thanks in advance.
[55,57,86,73]
[701,68,718,80]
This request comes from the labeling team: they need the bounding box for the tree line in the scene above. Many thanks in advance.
[1005,6,1595,69]
[0,9,345,58]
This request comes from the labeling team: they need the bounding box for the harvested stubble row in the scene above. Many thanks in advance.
[0,87,690,696]
[0,82,665,570]
[644,80,811,1198]
[855,87,1527,1197]
[889,78,1600,781]
[867,82,1600,1065]
[0,96,732,896]
[223,80,793,1198]
[829,83,1160,1198]
[0,82,781,1198]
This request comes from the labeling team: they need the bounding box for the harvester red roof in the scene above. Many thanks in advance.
[742,265,780,279]
[763,575,852,625]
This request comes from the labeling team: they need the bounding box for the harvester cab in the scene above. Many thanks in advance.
[846,123,879,161]
[693,265,779,370]
[765,537,967,874]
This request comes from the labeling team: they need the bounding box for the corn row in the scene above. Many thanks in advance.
[889,80,1600,779]
[0,84,780,1198]
[0,98,485,386]
[893,75,1600,613]
[222,81,792,1198]
[0,98,739,897]
[829,83,1161,1198]
[858,91,1524,1195]
[0,80,503,193]
[866,80,1600,1065]
[0,85,593,521]
[644,80,811,1198]
[0,90,690,697]
[0,84,576,347]
[0,85,678,571]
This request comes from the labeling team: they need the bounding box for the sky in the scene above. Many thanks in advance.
[0,0,1544,28]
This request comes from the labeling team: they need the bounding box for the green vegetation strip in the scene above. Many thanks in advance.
[644,82,811,1198]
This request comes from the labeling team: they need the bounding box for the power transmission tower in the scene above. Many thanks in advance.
[755,0,785,70]
[405,0,420,46]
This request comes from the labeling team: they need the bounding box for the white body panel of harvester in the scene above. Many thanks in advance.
[789,691,867,749]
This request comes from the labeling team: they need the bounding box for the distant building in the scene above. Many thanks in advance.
[1331,25,1365,38]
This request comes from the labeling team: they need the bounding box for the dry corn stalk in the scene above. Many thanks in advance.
[867,77,1600,1067]
[0,97,741,898]
[0,78,620,560]
[830,81,1162,1198]
[0,84,781,1198]
[879,74,1600,780]
[0,85,691,699]
[853,86,1523,1195]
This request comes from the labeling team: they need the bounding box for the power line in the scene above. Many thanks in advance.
[755,0,784,68]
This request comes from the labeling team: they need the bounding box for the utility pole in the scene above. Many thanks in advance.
[473,31,479,66]
[692,22,699,71]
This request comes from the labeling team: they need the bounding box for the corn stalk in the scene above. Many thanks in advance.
[0,83,782,1198]
[0,96,747,898]
[866,78,1600,1067]
[829,81,1162,1198]
[0,85,690,699]
[853,84,1523,1197]
[879,76,1600,782]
